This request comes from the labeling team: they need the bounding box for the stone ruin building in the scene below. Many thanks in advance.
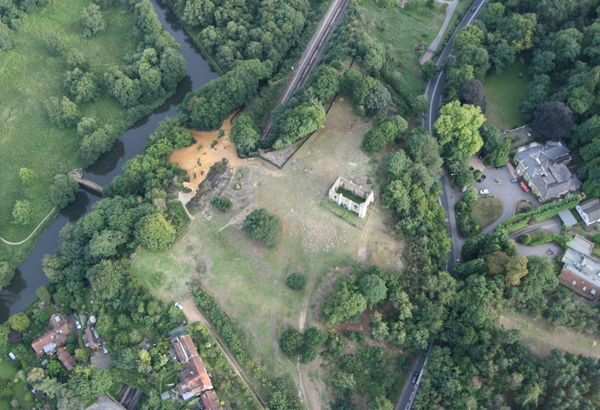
[328,177,374,218]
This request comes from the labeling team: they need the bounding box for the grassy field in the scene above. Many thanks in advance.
[0,0,138,266]
[0,359,36,410]
[397,0,447,46]
[132,96,405,408]
[483,59,532,131]
[500,311,600,358]
[359,0,431,94]
[471,196,503,229]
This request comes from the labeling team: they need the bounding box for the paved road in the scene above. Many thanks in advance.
[395,2,488,409]
[419,0,459,65]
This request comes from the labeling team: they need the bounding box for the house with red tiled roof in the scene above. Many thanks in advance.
[170,332,217,401]
[57,347,77,371]
[31,314,71,356]
[201,390,223,410]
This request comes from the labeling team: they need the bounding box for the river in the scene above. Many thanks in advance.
[0,0,218,322]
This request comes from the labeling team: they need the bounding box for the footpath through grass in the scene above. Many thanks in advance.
[483,59,532,131]
[0,0,137,266]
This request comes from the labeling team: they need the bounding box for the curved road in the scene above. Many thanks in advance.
[396,1,488,409]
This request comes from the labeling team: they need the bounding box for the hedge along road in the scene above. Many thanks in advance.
[0,207,56,246]
[0,0,219,323]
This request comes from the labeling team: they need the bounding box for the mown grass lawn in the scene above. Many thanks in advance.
[0,0,138,266]
[483,59,532,131]
[359,0,430,95]
[471,196,503,229]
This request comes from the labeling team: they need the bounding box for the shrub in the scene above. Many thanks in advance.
[243,209,280,248]
[473,170,482,180]
[0,262,15,289]
[286,273,306,291]
[36,286,51,303]
[519,233,531,244]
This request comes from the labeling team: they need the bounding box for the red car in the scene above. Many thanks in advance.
[520,182,529,192]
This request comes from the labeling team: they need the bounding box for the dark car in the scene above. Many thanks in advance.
[511,178,520,183]
[471,6,477,12]
[495,165,506,169]
[411,372,419,384]
[478,175,486,182]
[478,152,486,159]
[468,166,474,172]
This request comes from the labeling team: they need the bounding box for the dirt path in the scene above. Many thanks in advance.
[217,204,257,233]
[0,206,56,246]
[180,298,267,409]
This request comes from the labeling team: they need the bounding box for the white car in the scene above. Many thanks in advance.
[174,302,183,310]
[479,189,489,195]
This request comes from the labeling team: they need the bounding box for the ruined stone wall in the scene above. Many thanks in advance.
[328,177,374,218]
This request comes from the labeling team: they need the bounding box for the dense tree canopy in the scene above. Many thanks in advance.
[242,208,280,248]
[49,174,80,209]
[434,101,485,156]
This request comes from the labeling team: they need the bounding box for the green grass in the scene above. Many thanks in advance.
[471,196,503,228]
[398,0,448,45]
[0,359,35,410]
[482,59,532,131]
[0,0,138,266]
[359,0,430,94]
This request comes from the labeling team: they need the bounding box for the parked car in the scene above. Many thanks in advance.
[478,152,485,159]
[519,182,530,192]
[174,302,183,310]
[511,178,520,183]
[75,320,81,330]
[477,175,487,182]
[479,189,489,195]
[411,372,419,384]
[495,165,506,169]
[468,166,474,172]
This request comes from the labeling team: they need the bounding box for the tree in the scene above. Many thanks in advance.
[504,254,529,286]
[44,96,80,129]
[480,2,505,31]
[364,84,392,116]
[243,209,281,248]
[81,4,106,37]
[279,328,303,357]
[324,281,367,324]
[307,65,341,102]
[359,274,387,308]
[160,47,187,91]
[65,69,99,104]
[49,174,80,209]
[363,121,399,152]
[78,123,118,167]
[135,213,176,251]
[458,80,486,113]
[8,312,30,332]
[434,101,485,156]
[12,200,32,225]
[479,124,502,154]
[369,396,394,410]
[75,348,90,362]
[36,286,52,303]
[332,371,356,393]
[19,168,38,186]
[362,43,387,77]
[0,262,15,289]
[278,101,326,146]
[66,49,90,71]
[422,61,437,81]
[231,115,259,154]
[487,139,510,167]
[495,13,537,52]
[530,102,573,140]
[370,312,389,340]
[68,365,113,402]
[286,273,306,291]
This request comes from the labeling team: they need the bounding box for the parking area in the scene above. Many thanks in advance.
[465,155,541,234]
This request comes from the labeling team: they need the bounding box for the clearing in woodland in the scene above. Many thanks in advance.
[132,96,405,408]
[0,0,138,266]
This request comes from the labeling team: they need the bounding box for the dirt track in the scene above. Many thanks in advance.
[260,0,351,140]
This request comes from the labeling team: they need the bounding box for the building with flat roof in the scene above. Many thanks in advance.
[576,198,600,226]
[514,142,581,202]
[31,314,71,356]
[558,235,600,301]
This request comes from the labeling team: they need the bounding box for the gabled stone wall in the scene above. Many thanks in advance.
[328,177,374,218]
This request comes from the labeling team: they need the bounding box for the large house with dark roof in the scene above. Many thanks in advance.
[170,332,218,402]
[31,314,71,356]
[514,142,581,202]
[558,235,600,301]
[576,198,600,226]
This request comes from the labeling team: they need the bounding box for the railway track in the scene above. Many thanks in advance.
[259,0,351,140]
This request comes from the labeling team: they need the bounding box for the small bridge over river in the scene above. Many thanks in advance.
[68,169,104,193]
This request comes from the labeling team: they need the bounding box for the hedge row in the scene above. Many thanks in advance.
[195,288,253,368]
[496,196,581,232]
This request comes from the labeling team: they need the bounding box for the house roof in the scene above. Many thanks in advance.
[558,210,578,227]
[201,390,223,410]
[567,234,594,256]
[558,268,600,300]
[579,198,600,221]
[31,315,71,356]
[171,335,197,364]
[83,327,101,349]
[515,142,581,201]
[179,356,213,395]
[57,347,77,371]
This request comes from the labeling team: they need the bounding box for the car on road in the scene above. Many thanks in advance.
[495,165,506,169]
[519,182,530,192]
[411,372,419,384]
[479,189,489,195]
[511,178,520,183]
[471,6,477,11]
[477,175,487,182]
[174,302,183,310]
